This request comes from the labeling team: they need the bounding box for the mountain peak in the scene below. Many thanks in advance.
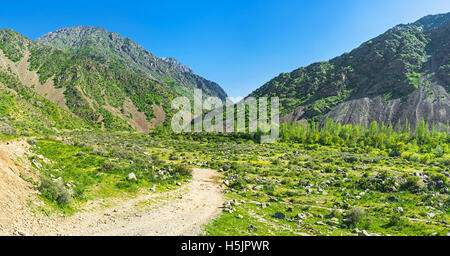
[249,12,450,128]
[37,26,227,100]
[38,25,112,39]
[410,12,450,31]
[159,57,193,73]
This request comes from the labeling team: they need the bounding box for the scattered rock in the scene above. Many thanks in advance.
[387,196,399,202]
[272,212,286,220]
[16,230,28,236]
[325,213,334,219]
[297,213,307,219]
[32,160,42,169]
[127,173,137,181]
[329,218,339,225]
[248,225,257,232]
[254,185,263,190]
[358,230,370,236]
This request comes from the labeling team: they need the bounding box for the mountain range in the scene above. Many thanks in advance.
[0,12,449,135]
[0,26,226,134]
[250,12,450,129]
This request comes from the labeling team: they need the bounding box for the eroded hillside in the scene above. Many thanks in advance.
[249,13,450,129]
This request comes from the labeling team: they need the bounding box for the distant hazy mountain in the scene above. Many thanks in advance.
[249,12,450,129]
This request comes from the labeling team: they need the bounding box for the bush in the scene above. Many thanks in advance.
[271,159,282,165]
[102,162,116,171]
[229,177,247,190]
[344,207,366,227]
[39,176,72,205]
[27,138,36,145]
[263,183,275,195]
[323,165,336,173]
[115,180,138,191]
[418,154,431,164]
[400,175,422,192]
[400,151,413,160]
[436,155,450,166]
[281,177,294,186]
[409,153,420,162]
[432,145,444,157]
[390,142,406,157]
[171,164,192,177]
[386,213,409,229]
[428,173,448,190]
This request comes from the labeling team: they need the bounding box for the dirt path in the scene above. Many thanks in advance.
[40,168,224,236]
[0,138,224,236]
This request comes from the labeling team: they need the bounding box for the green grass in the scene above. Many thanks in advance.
[143,132,449,236]
[14,130,449,235]
[30,134,192,214]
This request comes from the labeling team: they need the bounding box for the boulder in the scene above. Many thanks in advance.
[358,230,370,236]
[272,212,286,220]
[127,172,137,181]
[248,225,257,232]
[387,196,399,202]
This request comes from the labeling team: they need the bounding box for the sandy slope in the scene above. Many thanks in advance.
[0,139,42,236]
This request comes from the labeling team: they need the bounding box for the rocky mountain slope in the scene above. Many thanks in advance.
[37,26,227,100]
[0,27,227,134]
[249,12,450,129]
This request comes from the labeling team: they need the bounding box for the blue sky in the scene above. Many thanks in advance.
[1,0,449,98]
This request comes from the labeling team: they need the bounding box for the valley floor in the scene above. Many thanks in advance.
[1,133,449,236]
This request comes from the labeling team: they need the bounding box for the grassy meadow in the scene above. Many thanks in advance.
[18,119,450,236]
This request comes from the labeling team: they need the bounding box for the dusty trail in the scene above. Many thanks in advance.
[44,168,224,236]
[0,138,224,236]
